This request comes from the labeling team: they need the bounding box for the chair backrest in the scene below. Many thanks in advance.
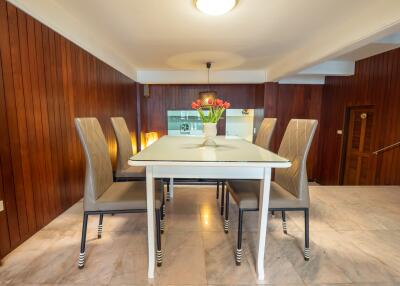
[276,119,318,201]
[254,118,277,150]
[110,117,133,175]
[74,118,113,205]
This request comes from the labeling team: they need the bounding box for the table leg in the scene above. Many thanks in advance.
[169,177,174,198]
[146,166,156,279]
[256,167,272,280]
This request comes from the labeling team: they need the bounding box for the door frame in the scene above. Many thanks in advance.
[338,105,376,185]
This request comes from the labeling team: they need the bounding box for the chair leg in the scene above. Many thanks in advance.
[166,180,171,201]
[160,201,165,234]
[162,184,166,218]
[224,188,229,233]
[271,210,275,217]
[220,182,225,216]
[111,177,117,216]
[98,214,104,239]
[78,212,89,269]
[236,209,244,266]
[281,211,287,234]
[156,209,163,266]
[304,209,310,261]
[216,180,220,199]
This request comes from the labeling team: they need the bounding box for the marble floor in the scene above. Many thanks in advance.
[1,185,400,286]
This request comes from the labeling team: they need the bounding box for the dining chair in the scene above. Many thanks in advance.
[225,119,318,265]
[254,118,277,149]
[221,118,277,232]
[111,117,166,226]
[75,118,164,268]
[110,117,146,181]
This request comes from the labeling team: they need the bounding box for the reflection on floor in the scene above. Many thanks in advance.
[1,185,400,285]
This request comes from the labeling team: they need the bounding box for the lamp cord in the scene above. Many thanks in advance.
[207,67,210,89]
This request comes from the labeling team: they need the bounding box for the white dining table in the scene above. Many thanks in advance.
[128,135,291,280]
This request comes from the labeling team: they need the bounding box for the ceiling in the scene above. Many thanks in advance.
[337,32,400,61]
[9,0,400,83]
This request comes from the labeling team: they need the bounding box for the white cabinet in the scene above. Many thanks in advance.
[167,109,255,142]
[225,109,254,142]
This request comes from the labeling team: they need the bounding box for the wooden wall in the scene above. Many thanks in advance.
[318,47,400,185]
[0,0,138,257]
[140,84,265,137]
[0,57,11,257]
[264,83,323,181]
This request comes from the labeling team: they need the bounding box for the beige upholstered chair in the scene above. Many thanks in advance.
[75,118,164,268]
[254,118,277,149]
[110,117,146,180]
[111,117,168,213]
[226,119,318,265]
[219,118,277,229]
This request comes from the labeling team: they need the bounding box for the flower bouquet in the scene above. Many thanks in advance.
[191,98,231,146]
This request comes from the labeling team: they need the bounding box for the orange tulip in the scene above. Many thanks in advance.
[223,102,231,109]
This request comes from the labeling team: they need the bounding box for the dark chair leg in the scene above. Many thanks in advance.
[111,176,118,216]
[78,212,89,269]
[98,214,104,239]
[216,180,220,199]
[236,209,244,265]
[156,209,163,266]
[160,197,165,234]
[220,182,225,216]
[271,210,275,217]
[304,208,310,261]
[224,188,229,233]
[166,179,171,201]
[162,183,166,218]
[281,211,287,234]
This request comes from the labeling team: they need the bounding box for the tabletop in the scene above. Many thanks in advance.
[129,136,290,167]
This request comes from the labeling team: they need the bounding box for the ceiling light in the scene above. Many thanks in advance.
[196,0,237,16]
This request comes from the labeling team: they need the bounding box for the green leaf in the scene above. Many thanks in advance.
[198,109,206,122]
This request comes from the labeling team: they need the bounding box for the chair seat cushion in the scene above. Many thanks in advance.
[115,166,146,179]
[226,180,308,209]
[90,180,162,211]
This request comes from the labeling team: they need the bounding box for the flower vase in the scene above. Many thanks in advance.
[202,122,217,146]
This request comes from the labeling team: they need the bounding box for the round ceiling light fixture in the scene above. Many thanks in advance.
[195,0,237,16]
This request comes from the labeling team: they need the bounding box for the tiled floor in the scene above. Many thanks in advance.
[1,185,400,285]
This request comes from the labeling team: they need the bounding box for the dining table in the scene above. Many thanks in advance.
[128,135,291,280]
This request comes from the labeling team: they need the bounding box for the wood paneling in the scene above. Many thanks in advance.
[264,83,323,180]
[141,84,264,136]
[318,47,400,185]
[0,0,138,257]
[0,50,12,258]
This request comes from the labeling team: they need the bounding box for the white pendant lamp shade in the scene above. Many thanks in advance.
[196,0,237,16]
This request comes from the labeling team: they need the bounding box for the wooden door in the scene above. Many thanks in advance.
[343,107,375,185]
